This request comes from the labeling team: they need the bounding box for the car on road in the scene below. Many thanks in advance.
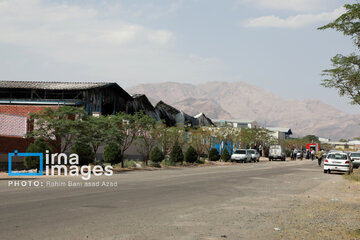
[295,150,303,159]
[248,149,260,162]
[324,152,353,174]
[269,145,286,161]
[231,149,252,163]
[349,152,360,169]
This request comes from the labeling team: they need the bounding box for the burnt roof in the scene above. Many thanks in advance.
[0,81,114,90]
[155,101,180,115]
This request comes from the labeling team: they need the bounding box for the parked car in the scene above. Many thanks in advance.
[349,152,360,169]
[269,145,286,161]
[295,150,303,159]
[231,149,252,163]
[324,152,353,174]
[248,149,260,162]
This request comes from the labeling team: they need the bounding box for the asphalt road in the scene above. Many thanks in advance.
[0,160,334,240]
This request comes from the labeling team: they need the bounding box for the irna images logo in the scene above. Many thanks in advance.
[8,150,113,180]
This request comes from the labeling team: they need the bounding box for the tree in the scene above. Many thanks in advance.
[169,142,184,164]
[150,146,165,163]
[221,147,231,162]
[27,106,87,152]
[185,146,198,163]
[201,127,217,160]
[77,116,111,161]
[318,4,360,105]
[188,128,207,160]
[104,142,122,165]
[109,112,143,168]
[24,138,52,172]
[71,142,94,165]
[209,148,220,161]
[135,113,158,165]
[302,135,320,143]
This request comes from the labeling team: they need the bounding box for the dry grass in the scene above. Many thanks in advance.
[344,168,360,182]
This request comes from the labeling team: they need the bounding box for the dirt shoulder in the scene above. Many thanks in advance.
[269,173,360,240]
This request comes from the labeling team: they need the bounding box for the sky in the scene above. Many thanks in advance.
[0,0,359,113]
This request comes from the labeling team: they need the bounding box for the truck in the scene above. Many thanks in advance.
[269,145,286,161]
[306,143,320,156]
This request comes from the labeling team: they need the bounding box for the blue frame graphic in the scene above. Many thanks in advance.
[8,150,43,176]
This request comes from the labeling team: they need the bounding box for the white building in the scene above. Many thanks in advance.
[212,119,259,129]
[266,127,292,140]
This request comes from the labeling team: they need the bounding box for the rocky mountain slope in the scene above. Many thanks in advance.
[127,82,360,139]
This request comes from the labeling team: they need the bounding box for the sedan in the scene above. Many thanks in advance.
[349,152,360,169]
[231,149,252,163]
[324,152,353,174]
[248,149,260,162]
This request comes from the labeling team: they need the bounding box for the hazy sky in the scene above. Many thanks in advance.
[1,0,358,113]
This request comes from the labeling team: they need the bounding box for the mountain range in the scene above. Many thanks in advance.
[127,81,360,140]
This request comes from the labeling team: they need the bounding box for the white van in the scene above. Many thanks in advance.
[269,145,286,161]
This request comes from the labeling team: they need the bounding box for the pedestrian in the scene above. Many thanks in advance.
[259,145,263,157]
[311,149,315,161]
[318,150,323,167]
[293,149,297,160]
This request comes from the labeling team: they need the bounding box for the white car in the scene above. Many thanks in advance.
[248,149,260,162]
[349,152,360,169]
[324,152,353,174]
[231,149,252,163]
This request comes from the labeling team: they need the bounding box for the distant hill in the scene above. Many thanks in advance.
[127,81,360,139]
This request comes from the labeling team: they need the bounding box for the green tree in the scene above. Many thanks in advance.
[209,148,220,161]
[104,142,122,165]
[24,138,52,172]
[302,135,320,143]
[169,142,184,164]
[109,112,145,168]
[221,147,231,162]
[318,4,360,105]
[185,146,198,163]
[135,113,158,165]
[71,142,94,165]
[150,146,165,163]
[27,106,87,152]
[188,128,207,160]
[77,115,111,161]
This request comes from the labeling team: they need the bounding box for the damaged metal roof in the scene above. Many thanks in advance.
[0,81,114,90]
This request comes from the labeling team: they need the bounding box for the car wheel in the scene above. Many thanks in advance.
[323,169,327,174]
[328,170,331,174]
[257,158,259,162]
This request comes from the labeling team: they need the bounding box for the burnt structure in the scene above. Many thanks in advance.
[0,81,133,115]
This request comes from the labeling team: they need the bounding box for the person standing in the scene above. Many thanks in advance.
[258,145,263,157]
[318,150,324,166]
[311,149,315,161]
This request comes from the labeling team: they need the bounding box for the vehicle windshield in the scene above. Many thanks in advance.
[270,146,280,149]
[328,154,347,160]
[351,153,360,157]
[249,150,255,154]
[235,150,246,154]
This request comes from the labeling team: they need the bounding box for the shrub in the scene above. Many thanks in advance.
[71,142,94,165]
[123,160,137,168]
[150,147,165,163]
[185,146,198,163]
[161,159,177,166]
[195,158,205,164]
[170,142,184,164]
[209,148,220,161]
[221,148,231,162]
[24,138,52,171]
[150,161,161,168]
[104,142,122,165]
